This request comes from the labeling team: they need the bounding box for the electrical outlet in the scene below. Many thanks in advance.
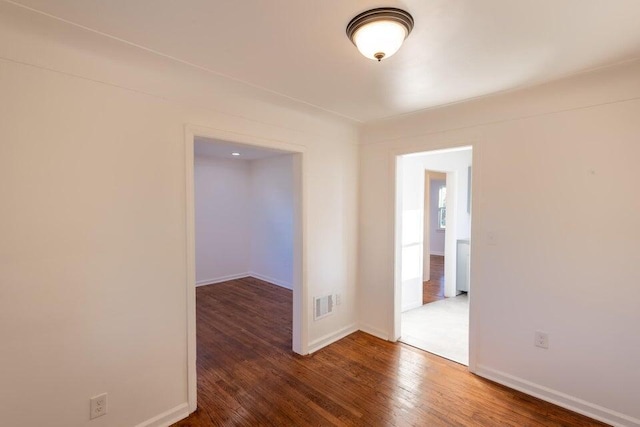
[90,393,107,420]
[534,331,549,349]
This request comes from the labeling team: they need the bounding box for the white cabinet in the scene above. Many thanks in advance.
[456,239,470,293]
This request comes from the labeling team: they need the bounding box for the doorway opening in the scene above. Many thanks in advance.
[184,127,306,412]
[394,146,472,366]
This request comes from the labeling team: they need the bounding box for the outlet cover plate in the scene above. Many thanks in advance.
[90,393,107,420]
[534,331,549,349]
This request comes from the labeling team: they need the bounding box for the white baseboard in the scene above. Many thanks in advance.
[196,272,249,286]
[248,271,292,290]
[196,272,292,290]
[401,301,422,313]
[475,365,640,427]
[307,323,358,354]
[135,402,190,427]
[430,251,445,256]
[358,323,389,341]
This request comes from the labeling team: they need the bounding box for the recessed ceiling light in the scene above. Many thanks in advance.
[231,152,240,156]
[346,8,414,62]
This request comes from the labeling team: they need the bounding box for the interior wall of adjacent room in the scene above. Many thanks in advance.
[407,150,472,241]
[429,179,446,255]
[195,154,251,285]
[359,60,640,424]
[0,5,359,427]
[400,150,471,309]
[250,155,294,289]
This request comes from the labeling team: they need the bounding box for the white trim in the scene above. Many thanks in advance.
[196,273,250,287]
[135,403,190,427]
[430,251,445,256]
[391,155,403,342]
[401,301,423,313]
[358,323,390,341]
[475,365,640,427]
[308,324,358,354]
[422,171,432,282]
[184,127,197,413]
[248,271,292,290]
[442,170,458,298]
[467,145,482,373]
[197,273,293,289]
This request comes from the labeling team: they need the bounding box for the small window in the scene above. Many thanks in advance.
[437,185,446,230]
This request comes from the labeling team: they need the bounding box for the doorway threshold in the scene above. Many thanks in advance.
[400,294,469,365]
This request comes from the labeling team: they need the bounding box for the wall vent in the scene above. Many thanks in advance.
[314,294,335,320]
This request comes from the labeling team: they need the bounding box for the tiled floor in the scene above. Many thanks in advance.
[401,293,469,365]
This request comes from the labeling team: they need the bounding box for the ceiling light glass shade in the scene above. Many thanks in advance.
[353,20,407,61]
[347,8,414,61]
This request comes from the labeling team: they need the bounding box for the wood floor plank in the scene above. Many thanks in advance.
[174,277,606,427]
[424,254,445,304]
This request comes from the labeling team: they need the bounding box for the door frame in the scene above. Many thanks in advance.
[184,124,308,412]
[391,142,480,372]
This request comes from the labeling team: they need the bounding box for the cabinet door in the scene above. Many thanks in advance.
[456,242,470,292]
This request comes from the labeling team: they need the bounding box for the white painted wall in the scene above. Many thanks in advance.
[0,4,358,427]
[360,61,640,425]
[250,155,294,289]
[429,179,446,255]
[194,155,250,285]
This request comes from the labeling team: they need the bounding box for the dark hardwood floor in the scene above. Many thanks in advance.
[424,254,445,304]
[174,277,605,426]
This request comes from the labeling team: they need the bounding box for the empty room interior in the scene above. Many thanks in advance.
[193,137,297,293]
[1,1,639,426]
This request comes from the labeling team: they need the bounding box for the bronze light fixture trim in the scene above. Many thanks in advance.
[346,7,414,61]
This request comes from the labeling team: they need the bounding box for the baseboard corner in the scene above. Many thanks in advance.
[248,272,293,290]
[135,402,190,427]
[401,301,422,313]
[358,323,390,341]
[307,323,358,354]
[196,272,250,287]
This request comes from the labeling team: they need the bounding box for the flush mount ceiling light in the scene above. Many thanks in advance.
[346,7,414,62]
[231,152,240,156]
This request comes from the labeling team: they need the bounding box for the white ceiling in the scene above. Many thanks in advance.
[10,0,640,122]
[194,137,289,160]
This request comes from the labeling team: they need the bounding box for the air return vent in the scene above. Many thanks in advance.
[314,294,335,321]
